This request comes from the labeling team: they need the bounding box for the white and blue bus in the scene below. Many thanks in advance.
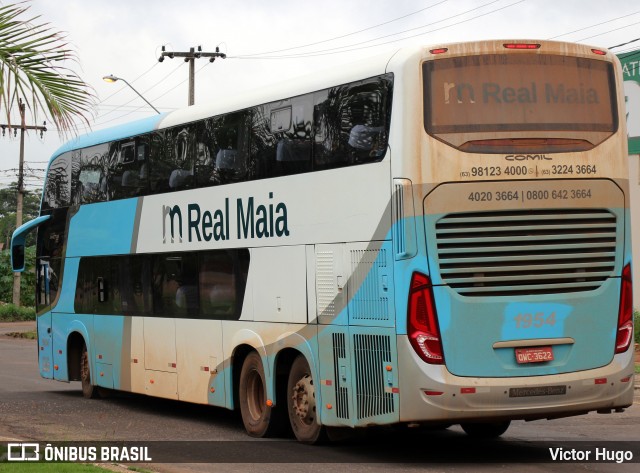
[12,40,635,443]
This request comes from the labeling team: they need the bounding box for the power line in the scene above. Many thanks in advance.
[547,9,640,40]
[575,19,640,43]
[245,0,449,58]
[235,0,506,60]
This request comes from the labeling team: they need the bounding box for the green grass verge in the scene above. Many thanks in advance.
[5,331,37,339]
[0,464,121,472]
[0,304,35,322]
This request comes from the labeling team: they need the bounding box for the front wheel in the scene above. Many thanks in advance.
[287,355,325,444]
[460,421,511,438]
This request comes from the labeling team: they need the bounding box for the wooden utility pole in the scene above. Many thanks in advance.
[158,46,226,106]
[2,99,47,306]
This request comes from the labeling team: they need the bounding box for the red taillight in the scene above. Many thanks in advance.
[591,49,607,56]
[430,48,448,55]
[616,264,633,354]
[503,43,540,50]
[407,272,444,364]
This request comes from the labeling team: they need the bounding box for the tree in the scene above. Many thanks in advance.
[0,1,94,135]
[0,185,40,248]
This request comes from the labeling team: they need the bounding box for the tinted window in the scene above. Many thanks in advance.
[44,74,393,208]
[109,139,149,199]
[75,249,250,319]
[43,153,71,210]
[252,97,313,179]
[314,75,392,170]
[72,144,109,204]
[152,253,199,317]
[120,256,152,315]
[423,54,616,152]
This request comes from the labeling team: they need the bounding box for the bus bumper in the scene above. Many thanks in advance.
[397,337,635,423]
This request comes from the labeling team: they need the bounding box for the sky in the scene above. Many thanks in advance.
[1,0,640,191]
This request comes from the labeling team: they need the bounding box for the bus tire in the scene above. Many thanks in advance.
[460,421,511,438]
[287,355,325,444]
[239,351,277,437]
[80,343,99,399]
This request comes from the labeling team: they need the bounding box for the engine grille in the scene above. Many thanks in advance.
[435,209,617,296]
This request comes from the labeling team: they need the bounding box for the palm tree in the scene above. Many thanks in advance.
[0,1,94,135]
[0,2,94,306]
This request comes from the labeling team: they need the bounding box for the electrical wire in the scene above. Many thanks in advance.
[245,0,449,57]
[547,9,640,40]
[234,0,506,60]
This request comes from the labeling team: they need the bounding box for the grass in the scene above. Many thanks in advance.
[0,304,35,322]
[5,330,37,339]
[0,464,125,472]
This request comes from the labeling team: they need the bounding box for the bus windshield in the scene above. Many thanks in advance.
[423,54,617,152]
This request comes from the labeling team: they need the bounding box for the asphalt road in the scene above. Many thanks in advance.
[1,322,639,473]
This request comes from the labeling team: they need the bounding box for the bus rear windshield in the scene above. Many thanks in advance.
[423,54,617,152]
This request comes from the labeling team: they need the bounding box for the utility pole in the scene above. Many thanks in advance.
[158,46,226,106]
[1,98,47,306]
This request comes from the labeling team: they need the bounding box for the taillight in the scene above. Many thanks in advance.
[615,264,633,354]
[503,43,540,50]
[407,272,444,364]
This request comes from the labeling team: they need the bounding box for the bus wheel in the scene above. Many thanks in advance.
[80,343,99,399]
[239,351,275,437]
[287,355,325,444]
[460,421,511,438]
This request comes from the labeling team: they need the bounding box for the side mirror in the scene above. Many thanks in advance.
[11,243,25,272]
[11,215,51,273]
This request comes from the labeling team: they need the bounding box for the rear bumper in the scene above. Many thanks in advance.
[397,336,635,423]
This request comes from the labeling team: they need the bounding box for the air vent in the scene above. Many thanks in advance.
[435,209,617,296]
[353,334,394,419]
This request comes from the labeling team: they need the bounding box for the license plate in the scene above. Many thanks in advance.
[515,346,554,364]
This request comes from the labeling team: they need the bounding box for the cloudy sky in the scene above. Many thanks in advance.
[1,0,640,190]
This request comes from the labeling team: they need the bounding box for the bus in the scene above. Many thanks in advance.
[12,39,635,443]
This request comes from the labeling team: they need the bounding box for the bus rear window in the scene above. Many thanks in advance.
[423,54,617,153]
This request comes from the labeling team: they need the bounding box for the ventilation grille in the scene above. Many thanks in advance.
[349,249,389,321]
[435,209,617,296]
[317,251,336,318]
[353,334,394,420]
[332,333,349,419]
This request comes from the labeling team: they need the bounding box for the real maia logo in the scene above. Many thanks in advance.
[162,192,290,244]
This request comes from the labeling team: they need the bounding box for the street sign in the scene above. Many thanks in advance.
[618,50,640,154]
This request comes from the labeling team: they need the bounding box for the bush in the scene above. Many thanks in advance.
[0,246,36,306]
[635,309,640,347]
[0,303,35,321]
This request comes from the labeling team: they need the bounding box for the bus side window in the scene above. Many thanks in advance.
[167,126,196,191]
[194,119,215,187]
[211,112,249,185]
[120,255,151,315]
[152,253,199,318]
[149,130,173,194]
[313,76,391,170]
[199,251,236,319]
[73,144,109,204]
[251,105,276,180]
[43,153,71,210]
[110,139,149,200]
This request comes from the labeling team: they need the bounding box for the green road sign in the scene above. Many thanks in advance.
[618,50,640,154]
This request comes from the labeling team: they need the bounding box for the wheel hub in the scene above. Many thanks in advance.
[291,374,315,423]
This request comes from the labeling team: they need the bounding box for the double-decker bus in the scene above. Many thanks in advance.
[12,39,635,443]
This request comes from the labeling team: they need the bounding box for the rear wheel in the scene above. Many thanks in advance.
[460,421,511,438]
[287,355,325,444]
[80,343,99,399]
[239,351,282,437]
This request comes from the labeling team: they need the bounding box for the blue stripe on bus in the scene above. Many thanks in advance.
[50,114,164,159]
[66,199,140,257]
